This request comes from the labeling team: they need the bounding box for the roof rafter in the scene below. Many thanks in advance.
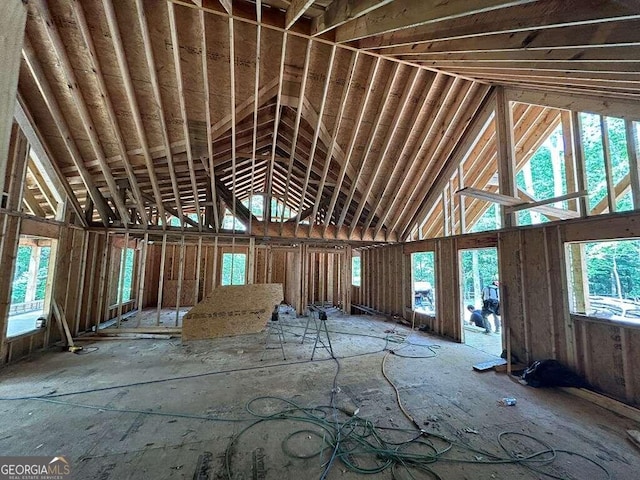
[72,0,149,226]
[102,0,166,225]
[168,2,203,230]
[334,0,537,43]
[136,0,185,227]
[323,56,382,237]
[336,61,401,235]
[35,0,130,224]
[306,50,359,238]
[349,65,421,238]
[21,38,112,225]
[279,38,313,234]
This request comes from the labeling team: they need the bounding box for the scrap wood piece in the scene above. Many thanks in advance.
[51,299,74,347]
[456,187,580,220]
[473,358,507,372]
[182,283,284,341]
[627,430,640,451]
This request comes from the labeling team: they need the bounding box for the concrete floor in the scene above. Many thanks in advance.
[0,310,637,479]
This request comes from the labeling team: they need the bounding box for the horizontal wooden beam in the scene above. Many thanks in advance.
[286,0,315,29]
[312,0,394,36]
[505,86,640,120]
[504,190,587,214]
[456,187,580,219]
[335,0,536,43]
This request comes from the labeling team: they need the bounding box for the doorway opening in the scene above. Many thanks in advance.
[459,247,502,356]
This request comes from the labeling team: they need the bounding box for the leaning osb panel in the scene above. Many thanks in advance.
[182,283,283,341]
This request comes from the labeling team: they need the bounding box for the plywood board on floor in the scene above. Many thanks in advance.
[182,283,284,341]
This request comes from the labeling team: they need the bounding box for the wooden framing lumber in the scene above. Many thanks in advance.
[280,39,313,233]
[456,187,580,219]
[496,86,517,227]
[337,62,401,234]
[200,6,220,232]
[71,1,148,225]
[323,57,382,236]
[156,234,168,325]
[21,39,112,225]
[294,46,337,237]
[135,0,184,225]
[264,31,288,235]
[350,66,421,239]
[334,0,536,43]
[286,0,315,30]
[35,0,130,225]
[306,51,359,237]
[312,0,394,36]
[102,0,166,225]
[168,2,203,230]
[626,119,640,209]
[504,190,587,214]
[0,0,26,200]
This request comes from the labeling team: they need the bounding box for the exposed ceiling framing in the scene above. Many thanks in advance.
[15,0,640,242]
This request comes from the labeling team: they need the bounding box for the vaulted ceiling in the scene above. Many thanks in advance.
[15,0,640,242]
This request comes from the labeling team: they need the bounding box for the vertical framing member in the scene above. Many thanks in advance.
[156,234,168,325]
[116,231,129,327]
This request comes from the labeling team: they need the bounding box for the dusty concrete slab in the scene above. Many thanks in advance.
[0,311,636,479]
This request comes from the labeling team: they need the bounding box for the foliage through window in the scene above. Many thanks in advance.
[567,239,640,324]
[118,248,135,302]
[8,237,54,337]
[352,256,361,286]
[221,253,247,286]
[459,248,499,330]
[516,124,567,226]
[412,252,435,314]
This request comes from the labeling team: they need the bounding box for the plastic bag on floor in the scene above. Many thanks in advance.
[521,359,589,388]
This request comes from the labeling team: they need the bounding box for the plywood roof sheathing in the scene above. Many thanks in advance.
[71,0,148,225]
[306,50,359,238]
[279,39,313,233]
[294,45,337,237]
[168,2,203,229]
[102,0,166,225]
[21,38,112,225]
[323,57,382,237]
[136,0,184,226]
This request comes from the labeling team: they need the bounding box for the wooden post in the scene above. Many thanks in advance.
[175,235,185,326]
[571,112,590,216]
[213,236,219,289]
[600,116,616,213]
[561,111,578,212]
[136,233,149,312]
[156,234,167,325]
[194,236,202,304]
[0,1,26,199]
[495,87,517,228]
[248,237,255,284]
[95,232,110,333]
[343,245,352,314]
[625,119,640,209]
[84,233,98,330]
[458,165,466,234]
[73,230,89,336]
[116,231,129,327]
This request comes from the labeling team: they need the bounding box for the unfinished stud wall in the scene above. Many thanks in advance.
[0,124,91,364]
[499,214,640,406]
[139,239,351,316]
[362,214,640,406]
[358,244,408,319]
